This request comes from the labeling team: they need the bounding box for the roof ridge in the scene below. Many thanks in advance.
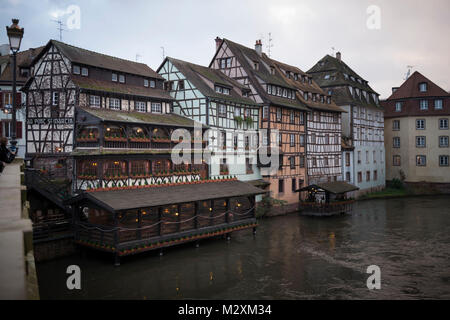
[51,39,149,67]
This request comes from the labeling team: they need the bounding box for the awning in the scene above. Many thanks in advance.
[297,181,359,194]
[67,180,267,213]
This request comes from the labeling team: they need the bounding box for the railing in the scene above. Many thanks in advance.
[300,200,355,216]
[33,219,72,242]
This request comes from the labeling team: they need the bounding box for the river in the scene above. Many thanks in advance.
[36,195,450,299]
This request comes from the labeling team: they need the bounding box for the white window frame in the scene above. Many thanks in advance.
[73,65,80,75]
[119,74,125,83]
[218,104,227,117]
[416,155,426,166]
[144,79,149,87]
[109,98,120,110]
[416,119,425,130]
[151,102,162,113]
[439,136,449,147]
[135,101,147,113]
[439,155,449,166]
[150,80,156,88]
[395,102,402,112]
[89,95,101,108]
[439,118,449,130]
[81,67,88,77]
[52,92,59,106]
[416,136,426,148]
[419,82,427,92]
[112,73,118,82]
[420,100,428,110]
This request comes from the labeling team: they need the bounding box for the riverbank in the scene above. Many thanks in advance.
[358,184,450,201]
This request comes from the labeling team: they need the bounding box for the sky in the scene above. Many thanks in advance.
[0,0,449,99]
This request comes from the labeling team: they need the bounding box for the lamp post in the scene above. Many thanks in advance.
[6,18,24,151]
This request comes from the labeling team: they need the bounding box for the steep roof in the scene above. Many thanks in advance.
[386,71,449,100]
[67,180,266,212]
[214,39,309,111]
[270,58,345,113]
[0,46,44,84]
[72,75,172,100]
[78,106,204,128]
[164,57,258,106]
[37,40,163,79]
[308,54,380,109]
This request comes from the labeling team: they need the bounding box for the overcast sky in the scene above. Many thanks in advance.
[1,0,449,98]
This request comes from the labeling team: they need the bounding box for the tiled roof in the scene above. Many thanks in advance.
[0,46,44,84]
[165,57,259,106]
[71,75,173,100]
[44,40,163,79]
[218,39,308,111]
[78,107,203,128]
[67,180,266,211]
[386,71,449,100]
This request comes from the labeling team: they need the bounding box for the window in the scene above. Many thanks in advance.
[312,157,317,167]
[52,92,59,106]
[246,158,253,174]
[393,120,400,130]
[439,118,449,130]
[393,155,401,166]
[151,103,162,113]
[439,136,449,147]
[416,136,426,148]
[439,155,449,166]
[144,79,149,87]
[276,108,281,121]
[357,172,362,183]
[435,99,443,110]
[219,58,231,69]
[178,80,184,90]
[300,112,304,124]
[416,155,426,166]
[395,102,402,112]
[357,151,361,163]
[300,156,305,168]
[290,134,295,147]
[218,104,227,117]
[303,92,308,101]
[345,152,350,167]
[263,106,269,120]
[374,170,378,181]
[277,133,282,146]
[221,131,227,148]
[135,101,147,113]
[366,150,369,163]
[300,134,305,147]
[278,179,284,193]
[346,172,351,181]
[290,156,295,169]
[416,119,425,130]
[373,150,376,163]
[89,95,100,107]
[81,67,88,77]
[220,158,228,174]
[119,74,125,83]
[233,135,238,149]
[290,111,295,124]
[419,82,427,92]
[109,98,120,110]
[420,100,428,110]
[292,178,297,192]
[366,171,371,182]
[73,65,80,75]
[393,137,400,148]
[253,61,259,70]
[112,73,118,82]
[150,80,156,88]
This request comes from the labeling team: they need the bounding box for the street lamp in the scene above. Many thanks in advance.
[6,18,24,151]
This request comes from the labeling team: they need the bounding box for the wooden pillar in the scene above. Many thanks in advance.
[137,209,142,240]
[194,201,199,229]
[177,204,181,233]
[158,207,162,236]
[225,198,230,224]
[209,200,214,227]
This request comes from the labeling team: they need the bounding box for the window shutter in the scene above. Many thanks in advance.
[15,92,22,108]
[16,121,22,139]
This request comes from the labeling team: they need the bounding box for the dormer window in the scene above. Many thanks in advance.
[215,86,230,95]
[320,95,325,103]
[419,82,427,92]
[112,73,118,82]
[119,74,125,83]
[178,80,185,90]
[20,68,30,77]
[327,97,331,104]
[73,65,80,75]
[343,73,349,79]
[270,66,275,75]
[144,79,149,87]
[324,74,330,80]
[328,89,333,95]
[253,61,259,70]
[286,71,291,78]
[304,92,308,101]
[294,73,298,81]
[81,67,88,77]
[308,77,312,84]
[150,80,156,88]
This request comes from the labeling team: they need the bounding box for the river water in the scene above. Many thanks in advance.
[36,196,450,299]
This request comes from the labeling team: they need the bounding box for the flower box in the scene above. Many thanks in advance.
[152,138,172,143]
[104,136,127,142]
[129,137,150,143]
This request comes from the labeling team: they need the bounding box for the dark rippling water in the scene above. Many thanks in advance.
[36,195,450,299]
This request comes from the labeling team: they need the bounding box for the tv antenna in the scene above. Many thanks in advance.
[404,65,414,80]
[52,19,65,41]
[331,47,336,56]
[161,47,165,59]
[266,32,274,57]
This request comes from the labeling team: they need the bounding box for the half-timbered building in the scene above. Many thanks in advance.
[22,40,264,260]
[308,52,385,196]
[209,38,309,213]
[157,57,261,182]
[271,59,344,186]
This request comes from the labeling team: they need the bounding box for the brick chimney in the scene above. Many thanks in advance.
[336,51,341,61]
[255,39,262,57]
[215,37,222,51]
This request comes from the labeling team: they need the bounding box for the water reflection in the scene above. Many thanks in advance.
[37,196,450,299]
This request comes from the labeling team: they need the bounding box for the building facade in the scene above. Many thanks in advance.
[308,52,385,196]
[157,57,261,182]
[0,46,43,158]
[209,38,309,213]
[382,71,450,185]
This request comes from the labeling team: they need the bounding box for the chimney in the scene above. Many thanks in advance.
[255,39,262,57]
[392,87,399,94]
[336,51,341,61]
[215,37,222,51]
